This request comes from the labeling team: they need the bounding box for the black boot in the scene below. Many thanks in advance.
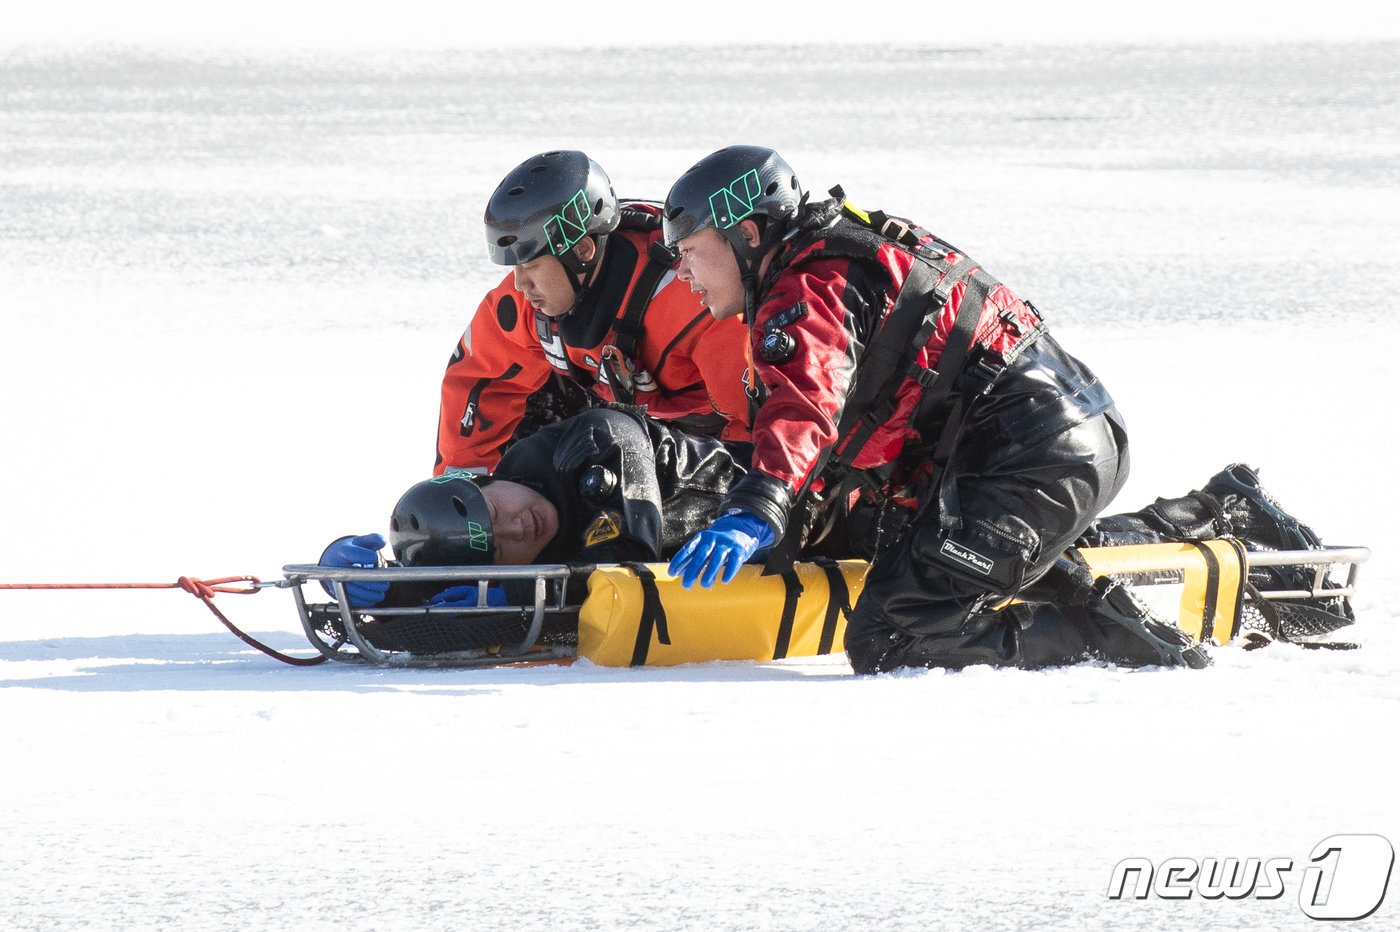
[1201,463,1321,552]
[1202,463,1358,639]
[1078,490,1230,548]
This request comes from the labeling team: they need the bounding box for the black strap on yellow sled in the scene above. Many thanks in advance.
[815,558,851,656]
[1194,538,1248,643]
[1187,541,1223,643]
[771,569,805,660]
[625,562,672,666]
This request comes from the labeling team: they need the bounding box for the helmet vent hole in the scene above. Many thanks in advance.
[529,165,547,173]
[410,515,421,531]
[594,198,605,214]
[508,185,526,195]
[764,181,779,196]
[452,496,469,517]
[791,176,799,189]
[496,235,517,247]
[665,205,683,220]
[389,517,399,532]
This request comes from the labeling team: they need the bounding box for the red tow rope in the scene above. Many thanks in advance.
[0,575,326,666]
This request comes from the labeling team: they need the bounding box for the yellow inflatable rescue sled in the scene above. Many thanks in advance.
[579,559,868,667]
[285,540,1366,667]
[576,542,1247,666]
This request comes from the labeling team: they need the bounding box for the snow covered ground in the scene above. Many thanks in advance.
[3,31,1399,931]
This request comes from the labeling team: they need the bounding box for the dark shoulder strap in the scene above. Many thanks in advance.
[610,239,676,361]
[832,253,979,470]
[761,254,984,575]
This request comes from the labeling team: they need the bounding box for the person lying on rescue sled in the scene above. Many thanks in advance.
[321,418,1354,656]
[660,144,1193,673]
[323,406,768,609]
[434,150,751,477]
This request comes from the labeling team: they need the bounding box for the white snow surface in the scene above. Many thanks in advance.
[9,1,1400,49]
[3,39,1399,931]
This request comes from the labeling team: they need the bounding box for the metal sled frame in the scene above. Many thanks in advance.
[283,545,1370,667]
[282,563,584,667]
[1242,546,1369,602]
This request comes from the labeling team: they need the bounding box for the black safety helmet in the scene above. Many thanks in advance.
[662,145,803,267]
[483,150,621,283]
[389,475,496,567]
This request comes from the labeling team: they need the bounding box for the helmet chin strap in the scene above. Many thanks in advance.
[743,274,773,326]
[736,250,762,325]
[556,234,608,317]
[734,224,796,324]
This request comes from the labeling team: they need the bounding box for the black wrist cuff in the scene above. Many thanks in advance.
[720,471,795,542]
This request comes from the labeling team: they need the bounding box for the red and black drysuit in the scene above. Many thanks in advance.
[718,198,1154,672]
[435,206,751,475]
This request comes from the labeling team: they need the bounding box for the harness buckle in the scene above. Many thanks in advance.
[863,399,896,431]
[649,240,679,264]
[969,352,1007,394]
[998,307,1025,337]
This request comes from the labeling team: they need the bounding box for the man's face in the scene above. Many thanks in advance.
[512,254,577,317]
[675,227,744,320]
[481,479,559,565]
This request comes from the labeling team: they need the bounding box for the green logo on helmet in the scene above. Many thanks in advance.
[709,169,762,229]
[467,520,491,552]
[544,189,593,256]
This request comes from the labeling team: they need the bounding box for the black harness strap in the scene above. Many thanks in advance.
[918,269,1000,532]
[828,252,984,474]
[602,240,676,404]
[833,273,939,469]
[761,251,987,574]
[771,569,805,660]
[624,562,671,666]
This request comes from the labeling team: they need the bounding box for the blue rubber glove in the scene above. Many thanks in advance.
[429,583,509,609]
[667,512,776,589]
[318,533,389,607]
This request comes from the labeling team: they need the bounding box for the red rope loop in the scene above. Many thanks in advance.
[172,575,324,666]
[2,573,326,667]
[176,575,263,597]
[177,576,217,599]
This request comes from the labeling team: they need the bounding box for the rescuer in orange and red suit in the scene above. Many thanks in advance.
[434,151,751,476]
